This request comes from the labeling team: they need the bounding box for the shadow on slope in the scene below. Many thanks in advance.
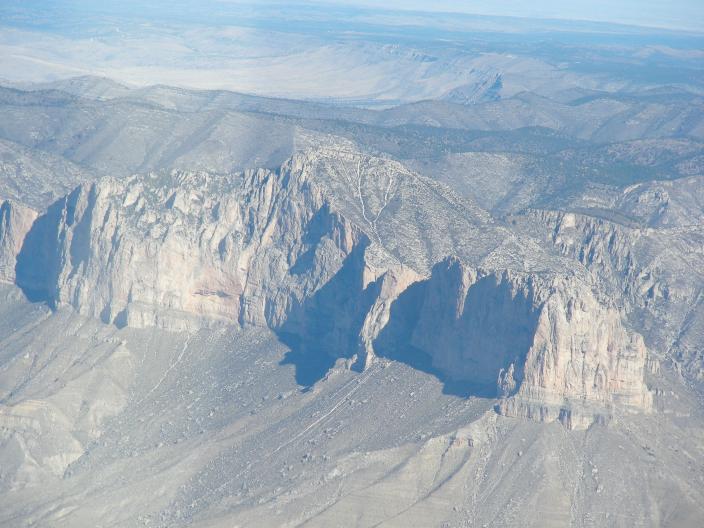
[277,240,381,388]
[371,279,482,398]
[14,197,67,305]
[374,265,540,399]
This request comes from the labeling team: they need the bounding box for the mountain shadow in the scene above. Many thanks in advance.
[374,267,541,399]
[14,196,68,305]
[278,240,381,388]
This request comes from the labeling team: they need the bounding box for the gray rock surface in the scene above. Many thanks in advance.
[0,15,702,521]
[0,199,37,283]
[3,143,655,429]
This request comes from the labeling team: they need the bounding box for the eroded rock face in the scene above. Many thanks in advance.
[513,208,704,385]
[410,259,539,390]
[500,275,653,429]
[8,148,653,427]
[0,200,37,283]
[15,165,364,331]
[375,257,652,428]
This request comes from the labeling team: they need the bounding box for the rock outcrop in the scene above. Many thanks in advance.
[374,257,652,428]
[8,148,654,427]
[498,272,653,429]
[15,163,365,331]
[512,208,704,385]
[0,200,37,283]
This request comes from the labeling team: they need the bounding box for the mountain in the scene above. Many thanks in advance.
[0,17,702,523]
[2,129,700,525]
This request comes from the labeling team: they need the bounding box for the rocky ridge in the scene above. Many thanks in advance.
[373,257,652,428]
[511,205,704,385]
[0,146,654,428]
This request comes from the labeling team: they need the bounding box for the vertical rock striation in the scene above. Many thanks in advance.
[14,163,365,332]
[6,149,654,427]
[0,200,37,284]
[375,257,652,428]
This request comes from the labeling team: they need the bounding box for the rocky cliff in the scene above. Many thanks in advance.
[0,200,37,283]
[373,257,652,428]
[512,208,704,385]
[14,162,366,332]
[4,147,654,428]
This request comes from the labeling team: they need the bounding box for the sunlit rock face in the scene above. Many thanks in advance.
[498,274,653,429]
[374,257,652,429]
[8,147,652,429]
[513,207,704,386]
[0,200,37,283]
[13,162,364,332]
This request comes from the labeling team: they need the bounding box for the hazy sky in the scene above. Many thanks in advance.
[1,0,702,96]
[2,1,702,32]
[311,0,704,31]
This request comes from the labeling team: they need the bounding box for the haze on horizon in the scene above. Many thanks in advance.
[315,0,704,32]
[1,0,703,102]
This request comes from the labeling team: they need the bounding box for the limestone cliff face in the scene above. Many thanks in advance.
[384,257,652,428]
[501,275,653,429]
[15,164,365,331]
[8,149,653,427]
[409,259,539,389]
[0,200,37,283]
[514,209,704,384]
[358,263,422,369]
